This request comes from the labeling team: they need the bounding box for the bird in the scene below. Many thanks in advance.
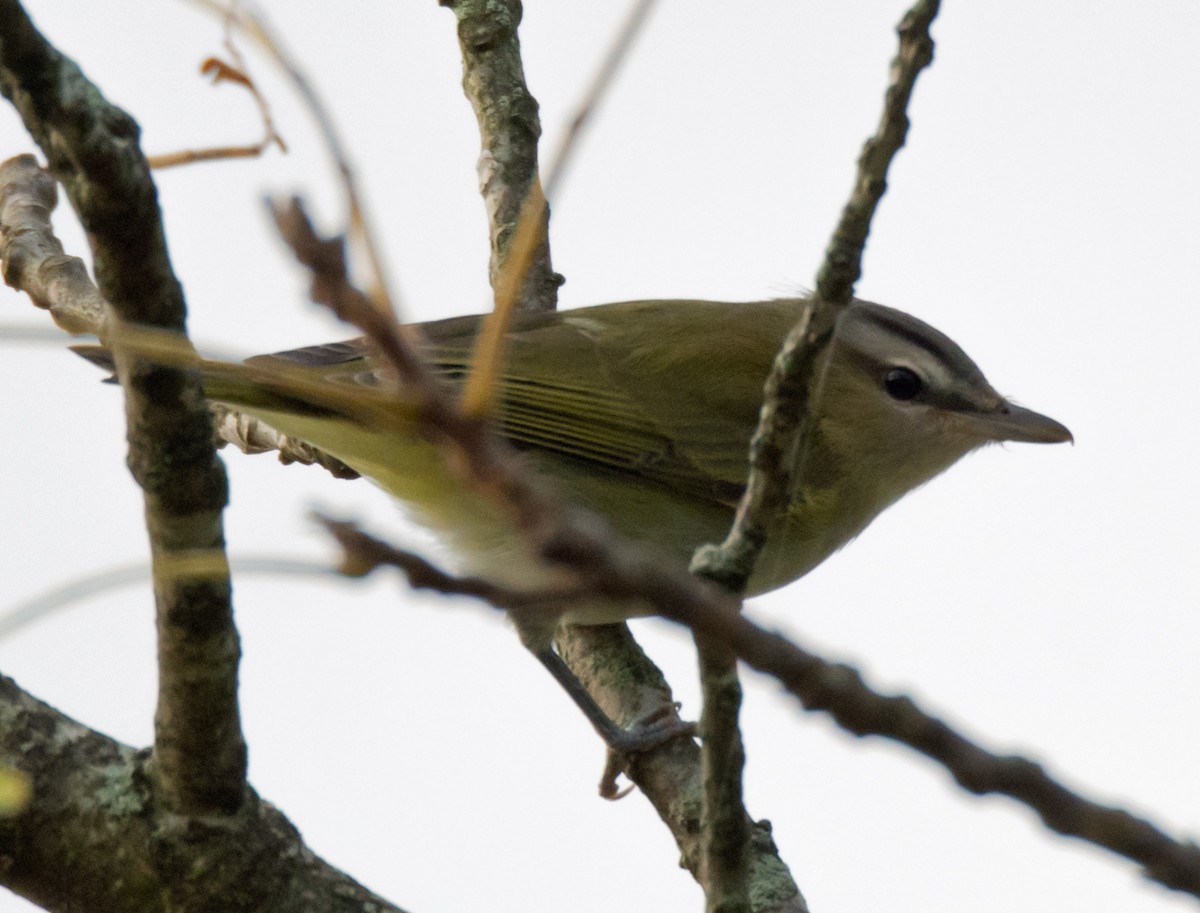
[77,297,1071,751]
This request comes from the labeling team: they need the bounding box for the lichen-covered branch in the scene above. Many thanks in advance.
[0,2,245,816]
[0,673,411,913]
[438,2,802,909]
[440,0,561,312]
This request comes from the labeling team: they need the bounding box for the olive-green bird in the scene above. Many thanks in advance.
[80,297,1071,750]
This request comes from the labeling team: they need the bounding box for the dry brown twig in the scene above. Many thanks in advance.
[147,7,287,170]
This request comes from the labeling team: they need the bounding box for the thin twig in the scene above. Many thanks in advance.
[0,555,335,641]
[190,0,399,317]
[318,516,585,634]
[694,0,942,594]
[146,25,289,170]
[332,512,1200,900]
[689,5,942,908]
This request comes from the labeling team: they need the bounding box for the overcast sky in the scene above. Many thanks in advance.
[1,3,1198,912]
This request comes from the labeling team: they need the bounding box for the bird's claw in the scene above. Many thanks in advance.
[598,704,697,800]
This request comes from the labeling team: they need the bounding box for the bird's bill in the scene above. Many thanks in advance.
[970,401,1074,444]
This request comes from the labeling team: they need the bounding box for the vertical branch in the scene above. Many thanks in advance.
[439,3,806,910]
[458,0,657,417]
[0,3,246,815]
[696,637,750,913]
[440,0,561,313]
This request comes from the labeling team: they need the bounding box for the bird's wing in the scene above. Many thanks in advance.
[245,299,800,507]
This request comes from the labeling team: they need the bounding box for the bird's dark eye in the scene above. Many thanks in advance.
[883,367,923,401]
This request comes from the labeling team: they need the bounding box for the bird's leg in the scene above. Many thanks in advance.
[533,646,696,794]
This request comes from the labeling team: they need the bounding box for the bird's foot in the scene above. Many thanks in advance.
[598,703,697,800]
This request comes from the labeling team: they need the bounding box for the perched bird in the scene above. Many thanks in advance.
[79,297,1071,749]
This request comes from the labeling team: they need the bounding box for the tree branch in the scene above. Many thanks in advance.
[440,0,562,313]
[687,5,942,908]
[439,2,804,909]
[269,186,807,910]
[325,517,1200,900]
[0,673,412,913]
[693,0,941,594]
[0,2,245,816]
[0,155,105,336]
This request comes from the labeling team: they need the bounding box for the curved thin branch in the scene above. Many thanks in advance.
[0,555,335,641]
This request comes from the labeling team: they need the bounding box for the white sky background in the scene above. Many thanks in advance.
[0,2,1198,911]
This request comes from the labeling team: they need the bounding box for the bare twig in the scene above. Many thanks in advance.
[335,508,1200,900]
[0,155,106,336]
[0,7,245,816]
[328,489,1200,900]
[458,176,549,416]
[545,519,1200,900]
[267,197,562,544]
[318,515,586,633]
[688,5,942,908]
[441,2,801,908]
[459,0,657,416]
[440,0,560,315]
[146,24,289,171]
[694,0,942,594]
[189,0,399,317]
